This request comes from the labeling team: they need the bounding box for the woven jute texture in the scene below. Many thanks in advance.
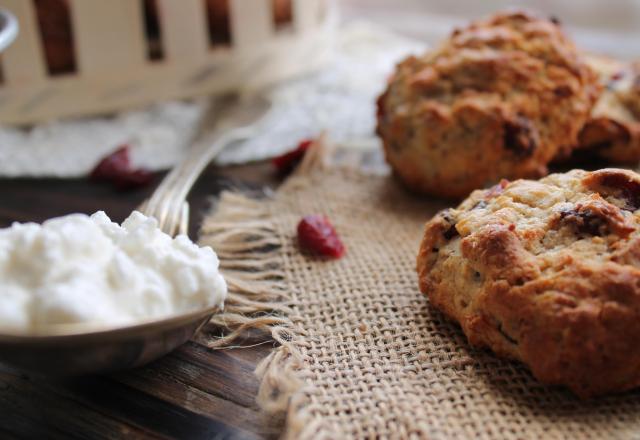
[199,146,640,439]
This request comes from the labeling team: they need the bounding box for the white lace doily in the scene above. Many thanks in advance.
[0,22,424,177]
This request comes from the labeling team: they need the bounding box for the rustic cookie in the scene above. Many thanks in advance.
[575,55,640,164]
[417,168,640,397]
[377,11,600,199]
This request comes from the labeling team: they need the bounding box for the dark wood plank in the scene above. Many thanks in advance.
[33,375,250,440]
[0,426,24,440]
[0,372,164,439]
[113,369,279,439]
[0,162,278,237]
[0,162,284,439]
[142,343,262,408]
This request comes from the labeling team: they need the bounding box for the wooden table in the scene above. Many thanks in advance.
[0,163,284,440]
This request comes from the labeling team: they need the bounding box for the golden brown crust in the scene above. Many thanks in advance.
[417,168,640,397]
[377,11,600,199]
[574,55,640,164]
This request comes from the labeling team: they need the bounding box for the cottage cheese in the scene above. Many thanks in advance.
[0,211,227,332]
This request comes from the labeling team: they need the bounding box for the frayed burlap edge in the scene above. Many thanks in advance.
[198,137,336,439]
[199,191,292,348]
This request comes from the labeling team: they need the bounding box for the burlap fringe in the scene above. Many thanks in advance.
[198,137,337,439]
[199,191,292,348]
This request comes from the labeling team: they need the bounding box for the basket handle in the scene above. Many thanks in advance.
[0,8,18,53]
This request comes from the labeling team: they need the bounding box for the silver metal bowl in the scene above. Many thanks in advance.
[0,306,218,375]
[0,9,18,53]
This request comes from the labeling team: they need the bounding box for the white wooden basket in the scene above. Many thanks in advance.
[0,0,334,125]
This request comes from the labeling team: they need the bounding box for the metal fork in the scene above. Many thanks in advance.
[140,94,272,236]
[0,9,18,53]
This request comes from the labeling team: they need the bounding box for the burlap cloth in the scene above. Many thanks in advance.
[199,145,640,439]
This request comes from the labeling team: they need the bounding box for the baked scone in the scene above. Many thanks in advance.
[377,11,601,199]
[417,168,640,397]
[575,55,640,164]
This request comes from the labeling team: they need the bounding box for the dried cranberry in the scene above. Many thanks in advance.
[272,139,313,176]
[553,85,572,98]
[90,145,130,181]
[611,71,625,82]
[90,145,153,191]
[441,210,459,240]
[443,224,459,240]
[112,168,154,190]
[549,15,562,25]
[558,207,607,236]
[297,215,345,259]
[503,116,538,157]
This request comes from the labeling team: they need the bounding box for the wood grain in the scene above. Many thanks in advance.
[0,163,283,440]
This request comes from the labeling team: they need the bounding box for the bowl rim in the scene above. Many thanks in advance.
[0,304,221,343]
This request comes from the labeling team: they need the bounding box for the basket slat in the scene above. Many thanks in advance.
[229,0,274,48]
[293,0,323,33]
[157,0,209,62]
[0,0,46,85]
[69,0,146,75]
[0,0,332,124]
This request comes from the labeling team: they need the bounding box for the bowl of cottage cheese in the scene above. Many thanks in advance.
[0,211,227,374]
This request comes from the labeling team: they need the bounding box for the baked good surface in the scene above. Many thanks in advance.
[575,55,640,164]
[377,11,600,199]
[417,168,640,397]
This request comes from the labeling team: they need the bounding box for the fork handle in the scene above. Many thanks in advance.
[143,127,249,234]
[168,129,247,203]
